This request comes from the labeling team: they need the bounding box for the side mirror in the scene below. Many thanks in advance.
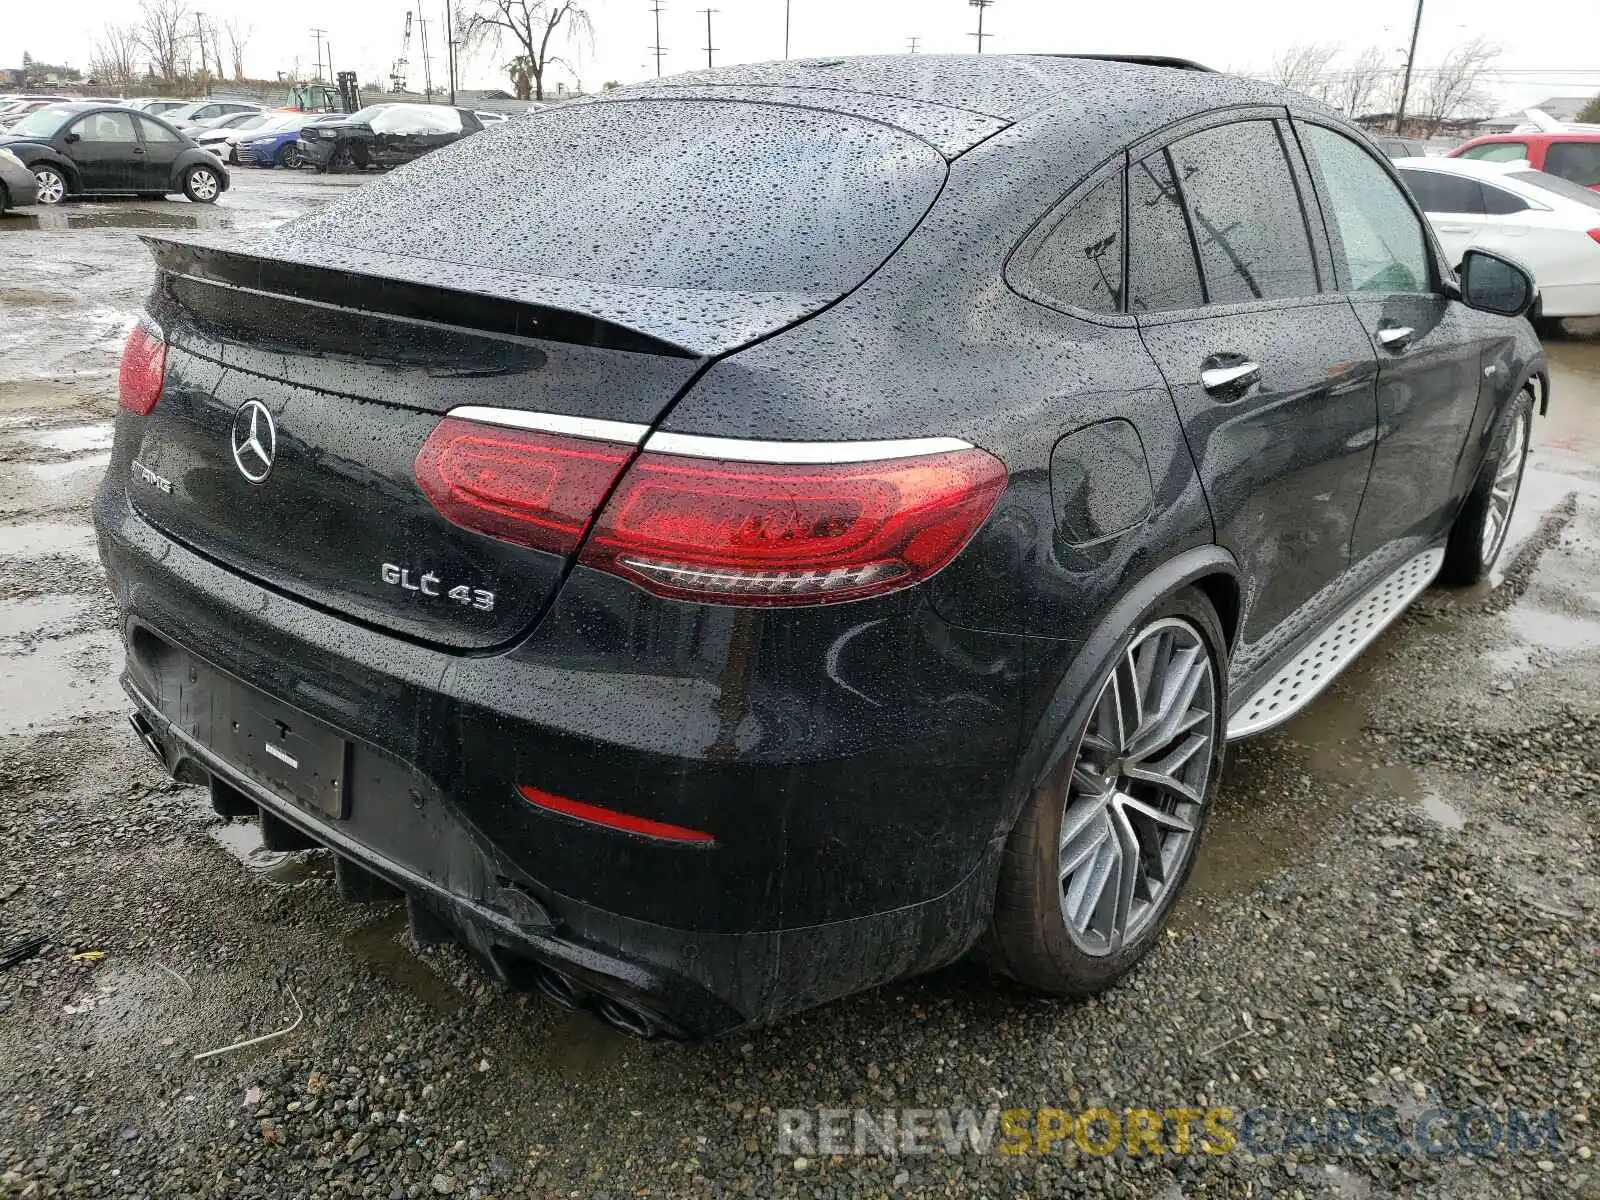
[62,131,80,144]
[1458,248,1536,318]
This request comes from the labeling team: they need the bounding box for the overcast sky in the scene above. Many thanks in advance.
[7,0,1599,111]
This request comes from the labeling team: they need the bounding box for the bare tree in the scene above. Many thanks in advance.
[458,0,592,101]
[136,0,191,84]
[1270,43,1339,105]
[224,18,251,81]
[1415,36,1501,134]
[1334,46,1390,118]
[90,23,142,91]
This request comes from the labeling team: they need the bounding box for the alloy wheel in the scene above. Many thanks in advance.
[1481,401,1531,569]
[33,168,65,206]
[188,168,219,201]
[1058,617,1217,957]
[281,146,303,169]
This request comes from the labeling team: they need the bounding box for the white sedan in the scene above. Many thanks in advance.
[1394,156,1600,327]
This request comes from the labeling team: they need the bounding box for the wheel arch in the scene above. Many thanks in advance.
[996,543,1240,840]
[29,151,80,192]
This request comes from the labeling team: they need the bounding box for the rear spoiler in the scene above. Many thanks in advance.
[142,235,703,359]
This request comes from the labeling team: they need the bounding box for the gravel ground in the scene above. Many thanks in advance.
[2,173,1599,1200]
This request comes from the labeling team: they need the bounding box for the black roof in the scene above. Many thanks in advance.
[618,53,1279,123]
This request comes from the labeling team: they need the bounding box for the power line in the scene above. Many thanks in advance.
[907,36,920,54]
[700,7,717,69]
[968,0,994,54]
[310,26,327,83]
[648,0,666,78]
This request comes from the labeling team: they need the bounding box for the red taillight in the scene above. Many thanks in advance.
[414,417,634,556]
[579,443,1007,605]
[1588,228,1600,245]
[117,323,167,416]
[518,785,715,844]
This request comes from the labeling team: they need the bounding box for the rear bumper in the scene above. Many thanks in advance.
[1538,281,1600,319]
[96,460,1065,1032]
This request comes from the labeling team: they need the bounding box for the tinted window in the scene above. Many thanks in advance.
[1480,184,1529,215]
[1545,142,1600,187]
[276,100,947,296]
[1127,152,1204,312]
[1301,124,1431,294]
[137,116,180,144]
[1459,142,1528,163]
[1022,171,1123,313]
[1509,169,1600,211]
[1168,121,1319,304]
[1398,169,1484,214]
[71,111,138,143]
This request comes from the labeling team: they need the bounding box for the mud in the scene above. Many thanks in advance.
[0,176,1597,1199]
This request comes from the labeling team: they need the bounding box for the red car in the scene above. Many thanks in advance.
[1448,132,1600,191]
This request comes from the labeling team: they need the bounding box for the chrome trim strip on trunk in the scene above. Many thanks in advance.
[641,432,974,464]
[445,407,651,445]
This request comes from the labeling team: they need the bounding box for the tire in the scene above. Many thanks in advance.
[987,586,1228,996]
[278,144,305,170]
[32,165,67,206]
[182,164,220,204]
[1439,387,1535,585]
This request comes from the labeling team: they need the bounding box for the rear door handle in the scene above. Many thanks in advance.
[132,147,146,155]
[1436,223,1472,233]
[1376,325,1414,351]
[1200,358,1261,395]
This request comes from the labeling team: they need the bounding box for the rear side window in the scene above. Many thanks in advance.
[1545,142,1600,187]
[1459,142,1528,163]
[281,100,947,296]
[1167,121,1320,304]
[1020,171,1124,314]
[1300,124,1431,294]
[1510,169,1600,211]
[1399,169,1484,214]
[1127,152,1204,312]
[137,116,180,144]
[1480,185,1529,215]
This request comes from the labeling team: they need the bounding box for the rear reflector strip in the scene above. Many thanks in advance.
[518,785,716,845]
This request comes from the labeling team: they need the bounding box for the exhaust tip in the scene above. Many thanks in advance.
[128,712,164,765]
[532,964,588,1011]
[593,995,660,1040]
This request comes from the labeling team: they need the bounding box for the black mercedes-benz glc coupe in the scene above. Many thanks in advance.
[96,54,1547,1038]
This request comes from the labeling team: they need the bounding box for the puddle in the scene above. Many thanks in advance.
[1417,790,1467,831]
[0,209,232,233]
[206,817,328,885]
[1503,605,1600,652]
[0,521,99,560]
[22,423,114,454]
[27,452,111,481]
[0,595,94,641]
[342,912,464,1015]
[534,1007,635,1079]
[0,628,124,735]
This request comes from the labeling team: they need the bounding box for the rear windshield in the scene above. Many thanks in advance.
[1510,169,1600,210]
[277,100,947,296]
[7,106,75,139]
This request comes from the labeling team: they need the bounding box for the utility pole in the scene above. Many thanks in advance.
[194,12,209,87]
[417,6,433,101]
[701,8,716,69]
[443,0,456,105]
[968,0,994,53]
[1393,0,1425,134]
[649,0,666,78]
[784,0,791,59]
[310,27,327,81]
[907,36,920,53]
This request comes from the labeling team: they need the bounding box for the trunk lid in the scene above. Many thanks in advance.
[126,99,948,649]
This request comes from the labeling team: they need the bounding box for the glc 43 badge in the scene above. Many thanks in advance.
[381,563,495,611]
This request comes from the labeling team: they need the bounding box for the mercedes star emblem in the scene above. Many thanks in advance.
[230,400,277,484]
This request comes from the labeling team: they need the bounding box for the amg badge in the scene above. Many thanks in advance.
[381,563,495,612]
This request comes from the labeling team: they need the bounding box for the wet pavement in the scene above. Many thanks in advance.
[0,173,1597,1199]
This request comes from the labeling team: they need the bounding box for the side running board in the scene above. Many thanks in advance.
[1227,547,1445,740]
